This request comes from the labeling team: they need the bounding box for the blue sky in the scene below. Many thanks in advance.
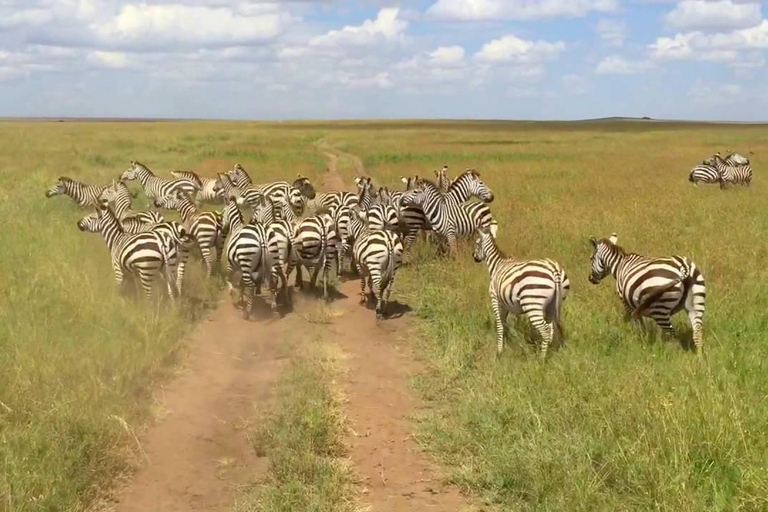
[1,0,767,121]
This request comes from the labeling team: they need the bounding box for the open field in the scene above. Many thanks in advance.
[1,119,767,511]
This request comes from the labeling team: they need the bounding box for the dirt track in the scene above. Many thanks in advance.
[108,146,475,512]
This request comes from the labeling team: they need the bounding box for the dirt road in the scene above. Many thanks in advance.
[108,145,475,512]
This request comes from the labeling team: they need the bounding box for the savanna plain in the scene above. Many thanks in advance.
[1,119,767,512]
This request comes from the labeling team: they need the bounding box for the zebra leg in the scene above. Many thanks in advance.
[526,310,552,359]
[685,291,705,356]
[176,250,189,296]
[490,296,506,355]
[650,314,676,340]
[200,246,214,278]
[268,272,280,318]
[358,267,367,303]
[137,270,156,300]
[322,257,331,302]
[242,272,255,320]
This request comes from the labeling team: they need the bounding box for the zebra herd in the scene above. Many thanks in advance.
[688,150,753,187]
[47,160,708,358]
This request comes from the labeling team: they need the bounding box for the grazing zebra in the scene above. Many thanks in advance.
[77,201,176,300]
[100,180,164,224]
[153,192,225,278]
[220,198,281,318]
[353,221,404,320]
[473,226,570,357]
[46,176,107,208]
[435,165,451,192]
[704,154,753,188]
[688,164,722,186]
[121,161,200,202]
[170,170,221,204]
[588,233,705,354]
[287,213,338,300]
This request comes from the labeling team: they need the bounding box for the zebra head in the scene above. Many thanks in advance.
[287,186,305,214]
[77,212,101,232]
[228,163,250,186]
[293,174,316,200]
[153,193,178,210]
[472,226,495,263]
[400,175,420,190]
[398,187,425,209]
[46,177,69,198]
[588,233,619,284]
[120,161,141,181]
[221,196,241,231]
[378,186,392,205]
[451,169,494,203]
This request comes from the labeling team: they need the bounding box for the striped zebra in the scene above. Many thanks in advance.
[46,176,107,208]
[588,233,706,354]
[100,180,164,224]
[310,190,360,214]
[77,201,176,300]
[120,161,200,202]
[353,223,404,320]
[214,173,243,201]
[266,197,301,302]
[286,213,339,300]
[228,164,316,201]
[367,203,399,231]
[238,185,305,223]
[399,177,496,255]
[688,164,721,186]
[220,198,281,319]
[724,150,752,166]
[170,170,221,204]
[435,165,451,192]
[474,226,570,357]
[153,192,225,278]
[704,154,753,188]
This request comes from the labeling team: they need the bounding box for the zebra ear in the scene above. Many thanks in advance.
[589,236,597,247]
[400,176,408,184]
[609,233,618,244]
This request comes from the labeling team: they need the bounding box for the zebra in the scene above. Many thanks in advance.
[228,164,316,202]
[266,197,301,302]
[220,198,281,319]
[153,192,225,278]
[435,165,451,192]
[367,203,399,231]
[237,185,305,223]
[286,213,339,300]
[724,150,752,166]
[399,178,496,255]
[46,176,107,208]
[330,204,354,275]
[77,200,176,300]
[100,180,164,224]
[352,221,404,320]
[704,154,752,188]
[588,233,706,354]
[120,161,200,202]
[214,173,243,201]
[170,170,221,204]
[309,190,360,214]
[473,226,570,357]
[688,164,722,186]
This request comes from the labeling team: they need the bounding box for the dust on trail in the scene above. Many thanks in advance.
[319,142,478,511]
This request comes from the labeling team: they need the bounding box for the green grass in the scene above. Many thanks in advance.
[323,123,768,510]
[0,121,326,511]
[236,343,357,512]
[4,119,768,511]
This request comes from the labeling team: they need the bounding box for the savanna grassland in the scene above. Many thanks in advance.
[1,119,767,511]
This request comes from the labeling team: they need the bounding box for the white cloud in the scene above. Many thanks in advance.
[665,0,762,31]
[93,4,290,49]
[650,21,768,67]
[596,56,654,74]
[428,45,465,66]
[474,34,565,64]
[88,51,130,69]
[595,19,628,46]
[688,81,743,106]
[309,8,407,48]
[426,0,618,21]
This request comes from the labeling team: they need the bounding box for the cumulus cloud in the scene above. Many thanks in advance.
[473,34,565,64]
[428,45,466,66]
[595,19,628,46]
[426,0,617,21]
[596,56,654,74]
[309,8,407,48]
[651,21,768,67]
[665,0,762,32]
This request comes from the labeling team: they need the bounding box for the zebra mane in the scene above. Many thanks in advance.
[416,177,443,194]
[600,238,627,256]
[58,176,76,183]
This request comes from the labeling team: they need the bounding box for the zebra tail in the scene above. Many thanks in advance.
[546,269,564,340]
[631,267,689,320]
[255,237,271,292]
